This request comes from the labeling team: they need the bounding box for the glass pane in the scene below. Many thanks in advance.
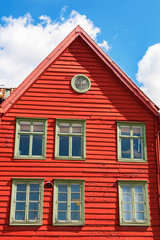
[134,185,143,193]
[135,194,144,202]
[20,122,30,132]
[58,193,67,201]
[16,192,26,201]
[71,212,80,220]
[29,202,39,210]
[29,192,39,201]
[60,123,69,133]
[72,124,82,133]
[136,212,145,221]
[75,77,88,90]
[58,203,67,211]
[121,126,130,136]
[133,139,142,159]
[71,202,80,211]
[33,122,43,132]
[123,212,132,221]
[72,136,81,157]
[15,211,25,220]
[58,212,67,221]
[123,193,131,202]
[28,211,38,220]
[32,135,42,156]
[59,136,69,156]
[16,202,25,211]
[71,184,80,192]
[122,185,131,193]
[71,193,80,201]
[17,184,26,191]
[135,203,144,211]
[123,203,132,211]
[19,135,29,155]
[133,126,142,136]
[30,184,39,191]
[58,184,67,192]
[121,138,131,158]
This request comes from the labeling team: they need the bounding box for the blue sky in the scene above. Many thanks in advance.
[1,0,160,106]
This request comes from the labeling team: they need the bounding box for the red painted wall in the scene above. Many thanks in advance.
[0,37,160,239]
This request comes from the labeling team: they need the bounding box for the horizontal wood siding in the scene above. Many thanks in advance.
[0,37,159,239]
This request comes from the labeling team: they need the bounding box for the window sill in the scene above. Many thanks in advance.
[10,221,42,226]
[120,221,150,227]
[14,156,46,160]
[118,158,147,163]
[54,157,85,161]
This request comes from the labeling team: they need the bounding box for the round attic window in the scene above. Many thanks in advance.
[71,75,91,93]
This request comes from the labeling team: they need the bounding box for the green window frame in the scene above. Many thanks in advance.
[55,119,86,160]
[53,179,85,226]
[14,118,47,159]
[10,178,44,226]
[118,180,150,226]
[71,74,91,93]
[117,122,147,162]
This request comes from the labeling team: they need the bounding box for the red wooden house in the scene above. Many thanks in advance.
[0,25,160,239]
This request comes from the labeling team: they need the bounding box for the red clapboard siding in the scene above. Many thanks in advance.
[0,35,160,240]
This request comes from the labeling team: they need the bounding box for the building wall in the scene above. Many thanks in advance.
[0,37,160,239]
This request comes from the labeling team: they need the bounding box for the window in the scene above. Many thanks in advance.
[10,178,44,225]
[53,179,85,226]
[55,119,86,160]
[117,122,147,162]
[71,74,91,93]
[14,118,47,159]
[118,181,150,226]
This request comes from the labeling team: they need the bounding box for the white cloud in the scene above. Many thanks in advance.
[98,40,111,52]
[0,10,110,88]
[136,43,160,107]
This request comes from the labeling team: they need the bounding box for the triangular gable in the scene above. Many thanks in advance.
[1,25,159,117]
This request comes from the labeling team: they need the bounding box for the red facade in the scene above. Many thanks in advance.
[0,26,160,239]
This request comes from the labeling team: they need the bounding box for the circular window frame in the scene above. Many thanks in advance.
[71,74,91,93]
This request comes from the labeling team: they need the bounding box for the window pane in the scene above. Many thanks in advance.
[17,184,26,191]
[134,185,143,193]
[123,212,132,221]
[58,193,67,201]
[72,136,81,157]
[16,192,26,201]
[71,184,80,192]
[133,139,142,159]
[16,202,25,211]
[123,193,131,202]
[32,135,42,156]
[59,136,69,156]
[19,135,29,155]
[28,211,38,220]
[20,122,30,132]
[121,138,131,158]
[71,193,80,201]
[71,212,80,220]
[30,184,39,191]
[15,211,25,220]
[29,202,39,211]
[135,194,144,202]
[136,212,145,221]
[71,202,80,211]
[123,203,132,211]
[135,203,144,211]
[133,126,142,136]
[60,123,69,133]
[58,212,67,221]
[33,122,43,132]
[122,185,131,193]
[58,184,67,192]
[121,126,130,136]
[58,203,67,211]
[29,192,39,201]
[72,124,82,133]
